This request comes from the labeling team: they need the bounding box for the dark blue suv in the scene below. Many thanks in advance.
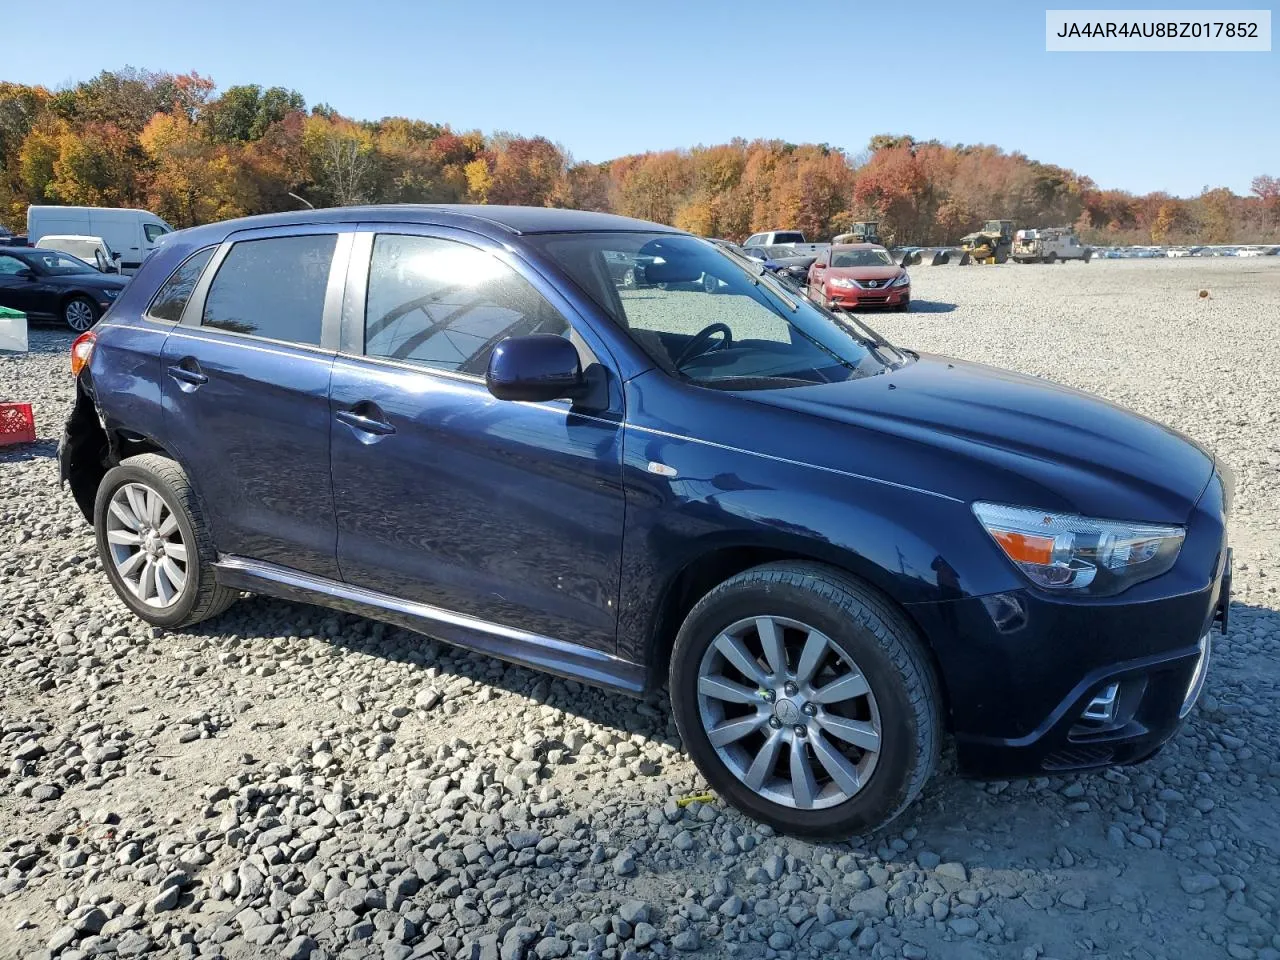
[60,205,1230,836]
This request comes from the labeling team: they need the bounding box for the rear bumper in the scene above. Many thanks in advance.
[908,471,1230,777]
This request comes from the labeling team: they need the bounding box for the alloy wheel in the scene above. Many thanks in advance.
[105,482,188,608]
[696,615,882,810]
[65,299,96,332]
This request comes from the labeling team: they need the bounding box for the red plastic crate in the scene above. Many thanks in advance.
[0,403,36,447]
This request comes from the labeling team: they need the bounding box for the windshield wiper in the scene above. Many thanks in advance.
[709,242,798,311]
[758,269,798,311]
[826,303,908,367]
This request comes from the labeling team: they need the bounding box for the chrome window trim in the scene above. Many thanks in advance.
[180,225,356,352]
[343,222,619,379]
[142,245,218,325]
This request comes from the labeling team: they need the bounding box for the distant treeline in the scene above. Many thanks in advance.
[2,69,1276,246]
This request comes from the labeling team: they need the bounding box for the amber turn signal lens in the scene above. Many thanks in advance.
[989,529,1055,565]
[70,331,97,377]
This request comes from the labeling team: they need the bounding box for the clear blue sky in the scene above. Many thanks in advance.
[5,0,1275,196]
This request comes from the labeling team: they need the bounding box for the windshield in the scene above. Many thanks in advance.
[830,248,894,267]
[531,232,895,390]
[25,251,96,276]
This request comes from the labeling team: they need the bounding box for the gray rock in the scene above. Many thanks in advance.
[535,938,570,959]
[672,929,701,952]
[619,900,651,925]
[949,917,980,937]
[612,852,636,876]
[508,830,542,851]
[147,886,180,914]
[115,932,152,957]
[282,934,317,959]
[48,926,79,952]
[849,887,889,919]
[633,923,659,948]
[1180,874,1220,895]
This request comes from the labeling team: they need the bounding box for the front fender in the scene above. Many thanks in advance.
[615,414,1023,666]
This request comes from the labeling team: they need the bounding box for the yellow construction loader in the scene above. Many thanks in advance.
[959,220,1015,264]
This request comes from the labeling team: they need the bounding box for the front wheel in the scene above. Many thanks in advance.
[63,296,99,332]
[94,454,239,629]
[670,562,942,837]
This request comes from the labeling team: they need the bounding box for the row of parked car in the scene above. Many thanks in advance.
[0,206,178,331]
[603,234,913,311]
[1094,244,1280,259]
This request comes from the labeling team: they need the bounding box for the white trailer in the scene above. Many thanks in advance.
[1012,227,1091,263]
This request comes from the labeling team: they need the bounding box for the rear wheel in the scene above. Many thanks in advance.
[63,296,98,333]
[94,454,238,629]
[1045,252,1057,264]
[670,562,942,837]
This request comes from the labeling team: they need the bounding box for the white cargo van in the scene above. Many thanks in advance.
[26,206,173,273]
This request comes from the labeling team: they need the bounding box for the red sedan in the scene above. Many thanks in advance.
[808,244,910,311]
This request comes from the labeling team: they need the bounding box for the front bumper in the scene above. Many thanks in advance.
[909,470,1230,777]
[827,285,909,308]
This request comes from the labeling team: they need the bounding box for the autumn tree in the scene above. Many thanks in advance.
[303,116,375,206]
[0,73,1273,243]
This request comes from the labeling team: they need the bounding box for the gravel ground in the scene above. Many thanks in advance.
[1,257,1278,960]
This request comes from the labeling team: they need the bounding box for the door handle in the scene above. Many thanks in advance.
[336,409,396,436]
[167,362,208,389]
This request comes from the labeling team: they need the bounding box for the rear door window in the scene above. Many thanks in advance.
[147,248,214,322]
[202,235,336,345]
[363,234,571,376]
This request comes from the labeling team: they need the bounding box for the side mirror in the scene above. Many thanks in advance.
[16,268,35,281]
[486,335,585,403]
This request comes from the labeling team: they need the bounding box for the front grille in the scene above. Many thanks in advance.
[1042,745,1115,771]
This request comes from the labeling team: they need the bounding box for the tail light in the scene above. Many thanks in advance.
[70,331,97,377]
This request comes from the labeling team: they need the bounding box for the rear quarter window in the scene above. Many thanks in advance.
[202,235,336,345]
[146,248,215,322]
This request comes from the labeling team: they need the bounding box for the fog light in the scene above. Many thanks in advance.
[1082,682,1120,723]
[1179,634,1211,719]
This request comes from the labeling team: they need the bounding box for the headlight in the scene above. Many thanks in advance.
[102,289,120,299]
[972,502,1184,595]
[891,272,910,287]
[829,277,856,289]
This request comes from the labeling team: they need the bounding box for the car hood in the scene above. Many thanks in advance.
[824,265,902,281]
[744,354,1214,524]
[46,273,127,290]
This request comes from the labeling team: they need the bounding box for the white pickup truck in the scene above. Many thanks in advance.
[742,230,829,258]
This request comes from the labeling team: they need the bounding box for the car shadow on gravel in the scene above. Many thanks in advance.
[904,299,957,313]
[9,328,75,355]
[186,594,684,746]
[0,439,57,462]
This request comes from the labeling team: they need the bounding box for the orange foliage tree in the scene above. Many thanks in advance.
[0,72,1273,245]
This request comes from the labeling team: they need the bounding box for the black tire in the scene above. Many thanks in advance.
[893,299,910,312]
[1045,253,1057,264]
[94,453,238,629]
[63,295,99,333]
[670,562,942,837]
